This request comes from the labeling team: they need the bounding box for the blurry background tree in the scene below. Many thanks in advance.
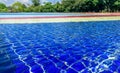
[41,2,55,12]
[32,0,40,6]
[61,0,75,12]
[112,0,120,12]
[0,0,119,12]
[102,0,118,12]
[11,2,26,12]
[0,3,8,12]
[73,0,96,12]
[54,2,64,12]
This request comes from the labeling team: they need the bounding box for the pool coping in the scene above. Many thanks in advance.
[0,13,120,24]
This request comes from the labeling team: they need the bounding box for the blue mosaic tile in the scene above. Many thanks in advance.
[118,67,120,73]
[67,69,77,73]
[109,63,118,72]
[114,60,120,66]
[81,69,92,73]
[0,21,120,73]
[72,62,85,71]
[100,70,113,73]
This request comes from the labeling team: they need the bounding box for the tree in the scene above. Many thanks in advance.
[73,0,92,12]
[0,3,8,12]
[84,0,96,12]
[115,0,120,11]
[41,2,55,12]
[103,0,117,12]
[24,5,34,12]
[95,0,118,12]
[32,5,42,12]
[32,0,40,6]
[11,2,26,12]
[0,0,120,12]
[54,2,64,12]
[61,0,75,12]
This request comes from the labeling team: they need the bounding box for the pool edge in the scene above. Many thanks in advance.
[0,16,120,24]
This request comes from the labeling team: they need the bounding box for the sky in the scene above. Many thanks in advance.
[0,0,61,6]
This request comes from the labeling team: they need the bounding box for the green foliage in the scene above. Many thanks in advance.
[0,0,120,12]
[0,3,6,9]
[0,3,8,12]
[32,6,42,12]
[41,2,55,12]
[102,0,118,12]
[113,0,120,11]
[62,0,75,12]
[73,0,96,12]
[54,2,64,12]
[11,2,26,12]
[32,0,40,6]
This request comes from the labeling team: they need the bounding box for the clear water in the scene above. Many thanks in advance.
[0,21,120,73]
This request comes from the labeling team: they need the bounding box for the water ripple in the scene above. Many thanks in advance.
[0,21,120,73]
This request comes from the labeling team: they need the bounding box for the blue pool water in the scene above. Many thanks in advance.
[0,21,120,73]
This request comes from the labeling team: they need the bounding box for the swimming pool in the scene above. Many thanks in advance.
[0,21,120,73]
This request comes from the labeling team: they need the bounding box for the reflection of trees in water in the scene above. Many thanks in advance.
[0,33,16,73]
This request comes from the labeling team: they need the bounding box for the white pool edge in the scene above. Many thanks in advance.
[0,16,120,24]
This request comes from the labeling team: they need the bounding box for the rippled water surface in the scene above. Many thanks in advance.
[0,21,120,73]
